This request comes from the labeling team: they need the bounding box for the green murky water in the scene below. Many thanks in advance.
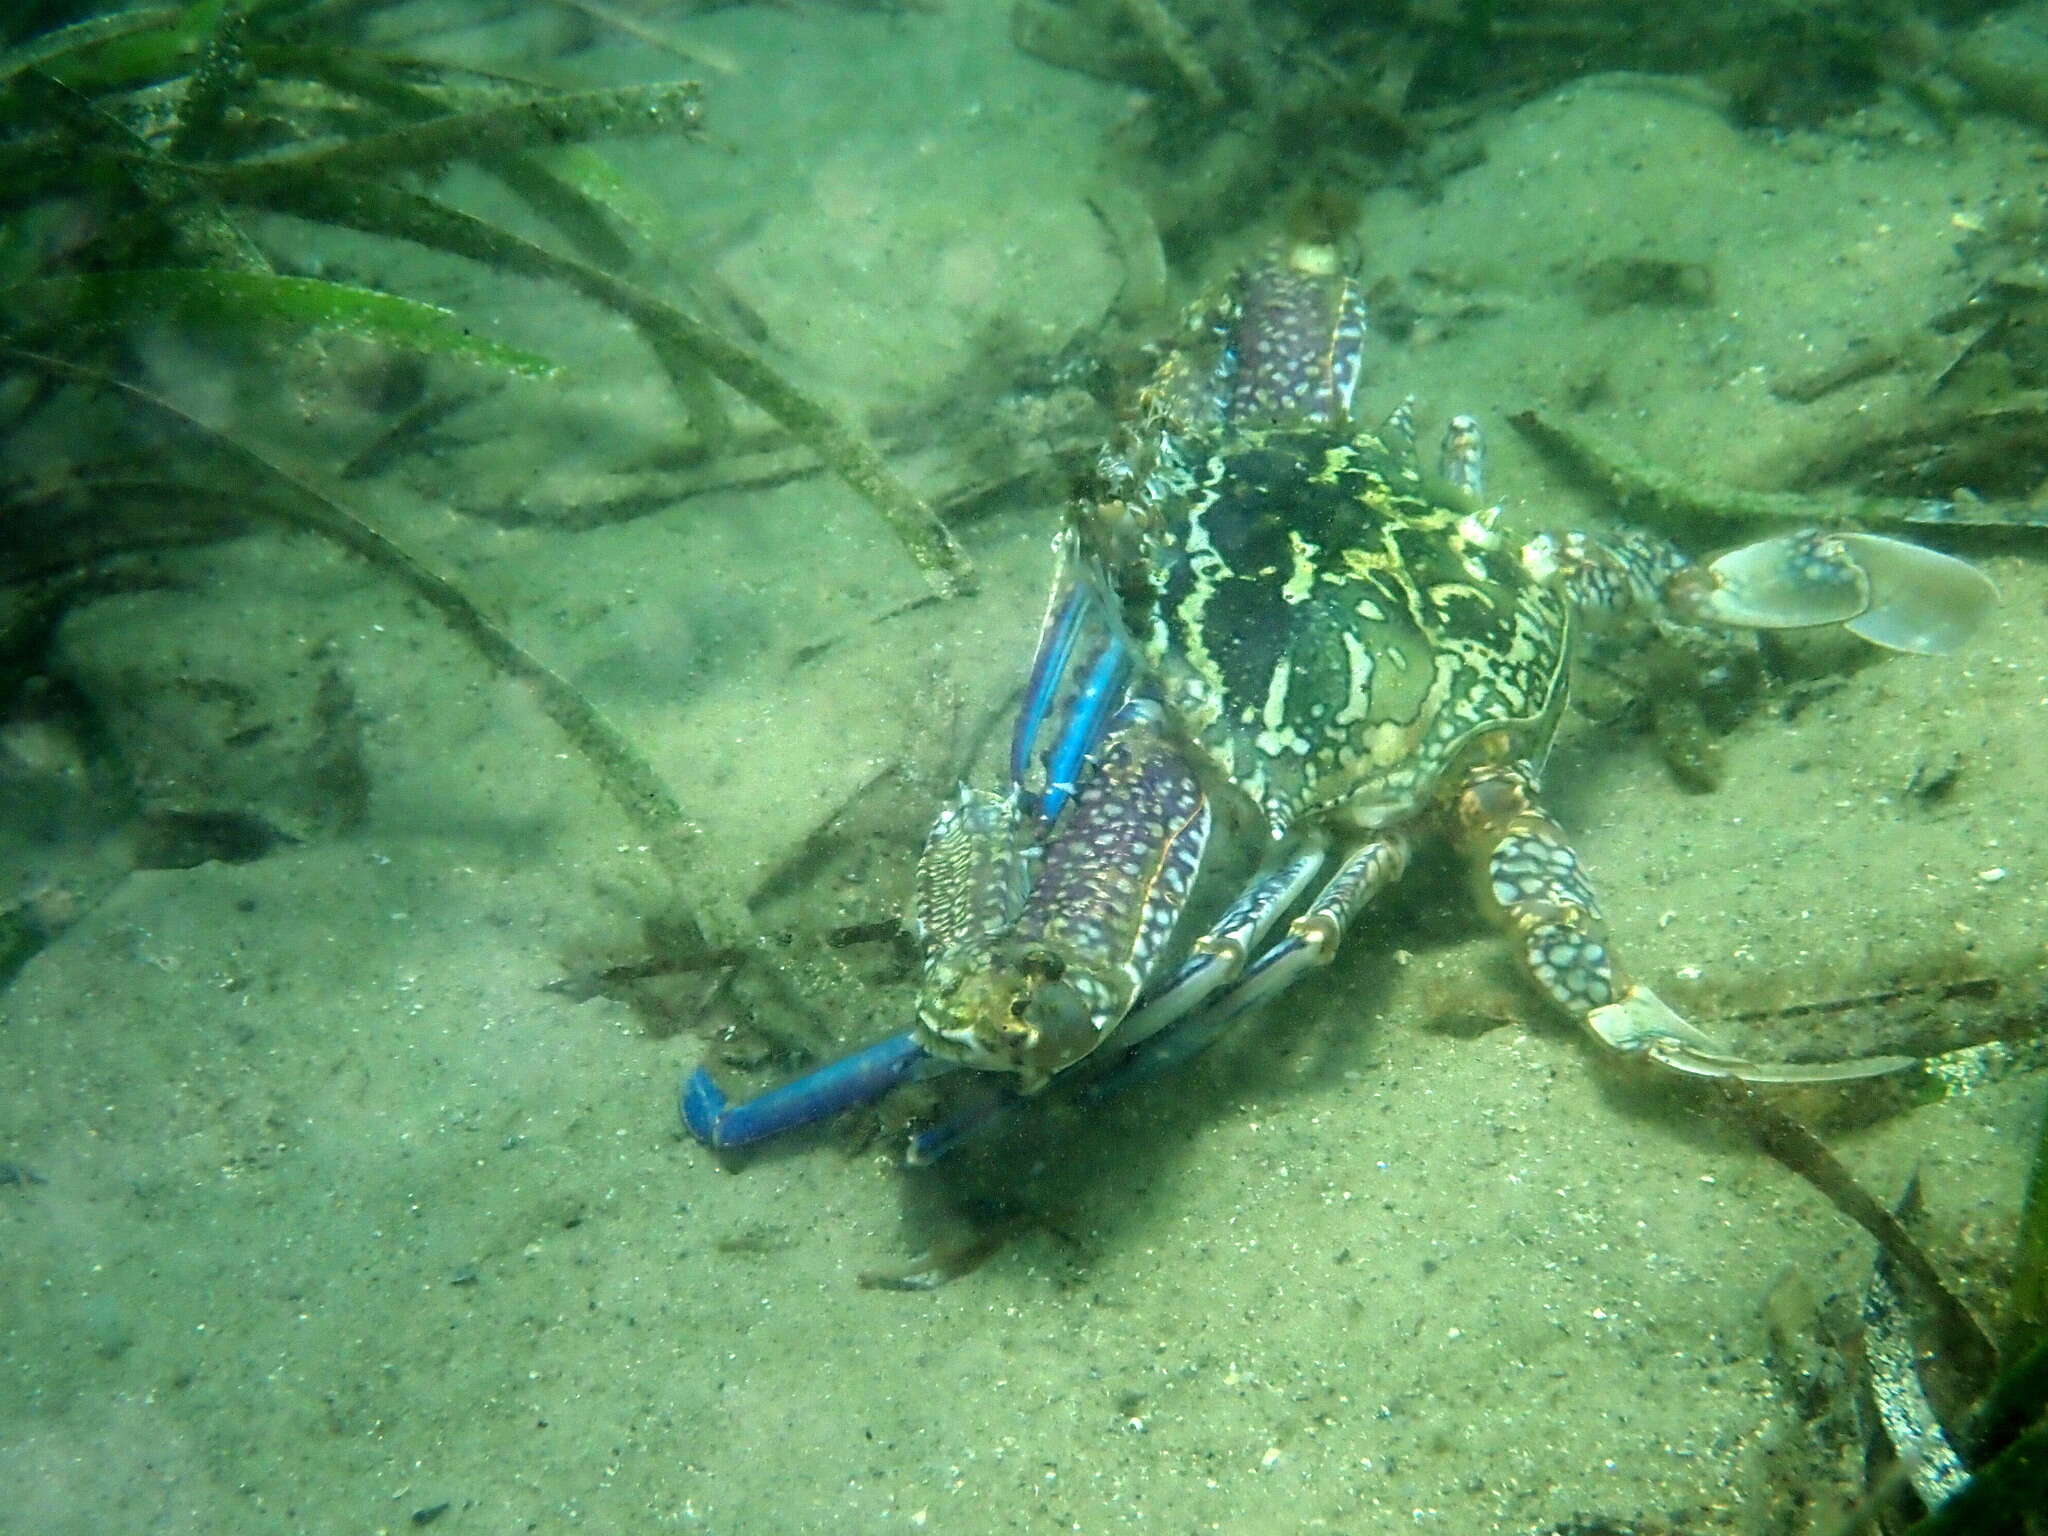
[4,4,2043,1532]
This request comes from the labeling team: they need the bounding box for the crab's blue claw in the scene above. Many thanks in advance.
[1012,573,1088,794]
[682,1030,933,1150]
[1009,534,1135,826]
[680,1068,734,1145]
[1040,632,1131,823]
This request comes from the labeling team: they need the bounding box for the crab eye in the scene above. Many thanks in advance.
[1018,980,1097,1075]
[1016,948,1065,984]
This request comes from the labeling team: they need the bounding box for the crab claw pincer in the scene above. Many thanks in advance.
[1672,531,1996,655]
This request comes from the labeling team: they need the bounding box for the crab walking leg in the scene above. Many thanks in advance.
[1521,525,1692,623]
[1114,836,1332,1047]
[1222,238,1368,423]
[1084,831,1412,1095]
[1448,761,1913,1083]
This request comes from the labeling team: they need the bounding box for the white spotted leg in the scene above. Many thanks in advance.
[1109,833,1331,1047]
[1078,829,1412,1095]
[1447,760,1913,1084]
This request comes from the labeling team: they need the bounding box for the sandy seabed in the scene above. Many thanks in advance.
[4,5,2044,1533]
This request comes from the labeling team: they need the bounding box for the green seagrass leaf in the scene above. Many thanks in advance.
[259,80,704,179]
[5,269,557,377]
[0,6,188,87]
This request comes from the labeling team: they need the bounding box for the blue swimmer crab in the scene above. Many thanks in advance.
[683,241,1996,1162]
